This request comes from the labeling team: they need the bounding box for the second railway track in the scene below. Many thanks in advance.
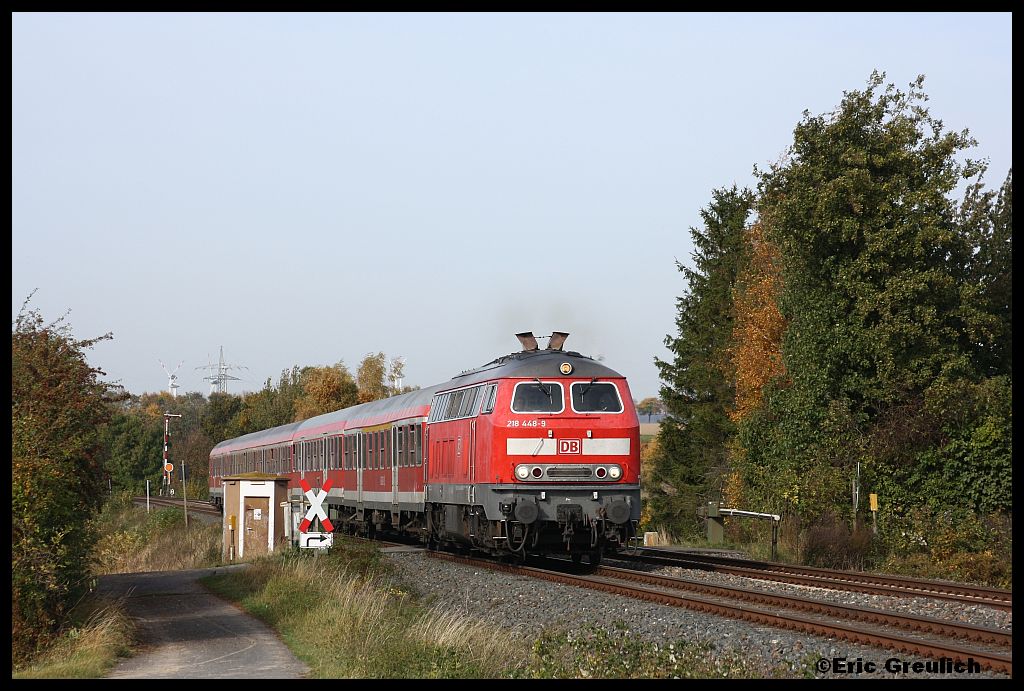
[427,550,1012,676]
[623,547,1012,611]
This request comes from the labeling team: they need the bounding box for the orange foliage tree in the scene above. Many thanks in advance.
[727,221,787,422]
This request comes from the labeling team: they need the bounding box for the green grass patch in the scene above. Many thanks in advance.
[521,622,792,678]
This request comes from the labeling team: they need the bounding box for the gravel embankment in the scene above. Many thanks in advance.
[383,550,1011,679]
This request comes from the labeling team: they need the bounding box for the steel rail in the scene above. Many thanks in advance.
[636,548,1013,603]
[428,551,1012,675]
[590,563,1011,647]
[623,550,1012,611]
[132,496,222,516]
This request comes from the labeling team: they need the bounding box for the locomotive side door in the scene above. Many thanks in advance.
[468,419,476,504]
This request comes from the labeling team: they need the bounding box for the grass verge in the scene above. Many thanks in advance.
[203,538,788,678]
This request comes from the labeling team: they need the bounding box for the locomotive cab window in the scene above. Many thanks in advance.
[481,384,498,414]
[511,381,564,413]
[570,381,623,413]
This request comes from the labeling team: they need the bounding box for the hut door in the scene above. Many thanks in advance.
[244,496,270,557]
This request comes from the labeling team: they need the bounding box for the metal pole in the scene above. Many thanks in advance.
[182,460,188,528]
[146,479,150,513]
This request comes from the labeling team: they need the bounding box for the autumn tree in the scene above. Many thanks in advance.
[727,220,787,422]
[356,352,415,402]
[293,362,360,421]
[12,297,126,660]
[636,397,665,421]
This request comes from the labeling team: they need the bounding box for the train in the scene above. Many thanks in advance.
[208,332,641,564]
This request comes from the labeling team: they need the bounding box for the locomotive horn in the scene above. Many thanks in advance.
[516,332,539,351]
[548,331,569,351]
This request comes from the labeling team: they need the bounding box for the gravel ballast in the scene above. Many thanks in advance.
[383,549,1010,679]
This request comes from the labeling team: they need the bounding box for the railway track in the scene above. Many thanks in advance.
[429,550,1013,675]
[622,547,1013,612]
[132,496,222,517]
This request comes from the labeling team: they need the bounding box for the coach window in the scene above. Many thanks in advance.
[511,381,564,413]
[414,426,422,466]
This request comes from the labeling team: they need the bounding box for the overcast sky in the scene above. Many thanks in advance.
[12,12,1012,402]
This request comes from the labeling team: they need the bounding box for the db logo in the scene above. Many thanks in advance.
[558,439,581,454]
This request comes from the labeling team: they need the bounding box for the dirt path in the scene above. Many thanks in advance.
[99,565,309,679]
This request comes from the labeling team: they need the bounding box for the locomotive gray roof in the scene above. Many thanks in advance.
[448,348,625,386]
[216,348,624,448]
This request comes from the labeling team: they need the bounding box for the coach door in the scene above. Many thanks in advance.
[356,432,364,508]
[391,426,400,514]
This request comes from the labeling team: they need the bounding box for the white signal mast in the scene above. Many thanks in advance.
[159,359,185,398]
[196,346,247,395]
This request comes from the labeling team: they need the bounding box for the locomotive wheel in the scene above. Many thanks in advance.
[571,552,583,565]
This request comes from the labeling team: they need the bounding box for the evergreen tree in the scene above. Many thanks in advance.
[651,185,754,537]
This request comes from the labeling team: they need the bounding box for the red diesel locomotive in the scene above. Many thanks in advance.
[208,332,641,563]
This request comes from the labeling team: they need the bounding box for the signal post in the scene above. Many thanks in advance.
[162,413,183,504]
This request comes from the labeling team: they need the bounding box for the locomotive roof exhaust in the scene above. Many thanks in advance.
[516,331,570,352]
[516,332,539,351]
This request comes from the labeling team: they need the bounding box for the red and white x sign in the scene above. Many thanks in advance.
[299,479,334,533]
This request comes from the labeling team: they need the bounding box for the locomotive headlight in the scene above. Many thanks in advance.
[515,465,530,480]
[609,465,622,480]
[595,466,607,479]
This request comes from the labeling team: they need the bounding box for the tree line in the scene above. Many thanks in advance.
[101,353,418,495]
[11,311,414,661]
[648,72,1011,579]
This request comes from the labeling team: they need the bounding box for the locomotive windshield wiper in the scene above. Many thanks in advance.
[579,378,598,400]
[533,378,552,401]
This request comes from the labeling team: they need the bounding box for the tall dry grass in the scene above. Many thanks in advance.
[12,598,135,679]
[92,503,221,575]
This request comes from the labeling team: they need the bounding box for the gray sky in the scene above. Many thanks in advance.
[12,13,1012,403]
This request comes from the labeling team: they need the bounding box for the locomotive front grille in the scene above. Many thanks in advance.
[546,467,593,478]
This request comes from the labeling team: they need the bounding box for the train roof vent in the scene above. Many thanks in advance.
[548,331,569,351]
[516,332,539,352]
